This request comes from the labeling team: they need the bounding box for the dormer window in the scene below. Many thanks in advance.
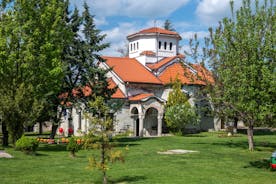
[159,41,161,49]
[164,42,167,50]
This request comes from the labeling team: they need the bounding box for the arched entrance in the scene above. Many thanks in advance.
[144,107,158,136]
[130,107,139,136]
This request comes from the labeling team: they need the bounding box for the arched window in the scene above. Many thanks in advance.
[130,43,132,51]
[137,42,139,50]
[170,42,173,50]
[133,43,136,50]
[164,42,167,50]
[159,41,161,49]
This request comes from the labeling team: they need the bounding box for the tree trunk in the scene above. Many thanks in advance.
[50,109,63,139]
[2,122,9,147]
[39,122,43,135]
[247,124,254,151]
[50,124,58,139]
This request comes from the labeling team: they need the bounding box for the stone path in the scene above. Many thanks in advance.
[157,149,199,155]
[0,150,13,158]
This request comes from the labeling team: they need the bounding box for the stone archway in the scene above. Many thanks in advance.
[144,107,158,136]
[130,107,139,136]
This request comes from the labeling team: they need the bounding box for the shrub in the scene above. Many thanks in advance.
[66,136,80,157]
[15,135,39,154]
[165,103,199,134]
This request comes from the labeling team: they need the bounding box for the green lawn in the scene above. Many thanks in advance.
[0,132,276,184]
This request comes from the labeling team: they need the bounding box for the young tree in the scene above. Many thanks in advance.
[187,0,275,151]
[85,97,125,184]
[165,79,199,134]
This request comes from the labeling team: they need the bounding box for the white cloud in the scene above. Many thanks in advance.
[70,0,190,18]
[196,0,242,25]
[100,22,142,56]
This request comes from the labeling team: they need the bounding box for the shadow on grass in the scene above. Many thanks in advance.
[109,175,147,183]
[238,128,276,136]
[211,139,276,151]
[244,158,271,170]
[38,144,67,152]
[183,134,208,137]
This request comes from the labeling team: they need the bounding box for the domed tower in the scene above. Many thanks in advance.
[127,27,182,66]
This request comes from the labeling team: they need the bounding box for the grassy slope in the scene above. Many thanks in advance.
[0,132,275,184]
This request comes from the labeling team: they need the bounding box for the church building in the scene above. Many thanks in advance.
[58,27,220,137]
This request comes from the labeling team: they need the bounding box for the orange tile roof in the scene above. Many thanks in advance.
[107,78,126,99]
[158,63,206,85]
[140,50,156,56]
[128,93,154,101]
[191,64,215,85]
[147,54,185,70]
[128,27,182,39]
[103,56,162,85]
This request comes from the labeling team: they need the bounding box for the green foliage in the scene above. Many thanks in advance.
[187,0,275,151]
[166,79,188,108]
[165,104,199,134]
[163,19,175,31]
[0,0,68,143]
[85,96,125,184]
[165,79,199,134]
[15,135,39,154]
[66,136,80,157]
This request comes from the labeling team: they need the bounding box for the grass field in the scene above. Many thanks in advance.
[0,132,275,184]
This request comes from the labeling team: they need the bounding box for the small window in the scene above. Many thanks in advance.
[170,42,173,50]
[159,41,161,49]
[137,42,139,50]
[164,42,167,50]
[130,44,132,51]
[133,43,136,50]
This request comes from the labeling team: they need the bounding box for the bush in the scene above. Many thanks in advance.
[165,103,199,134]
[66,136,80,157]
[15,135,39,154]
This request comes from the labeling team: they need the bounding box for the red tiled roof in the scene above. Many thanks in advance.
[158,63,205,85]
[128,27,182,39]
[147,54,185,70]
[128,93,154,101]
[191,64,215,85]
[103,56,162,85]
[107,78,126,99]
[140,50,156,56]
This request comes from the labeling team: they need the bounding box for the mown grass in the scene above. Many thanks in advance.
[0,132,276,183]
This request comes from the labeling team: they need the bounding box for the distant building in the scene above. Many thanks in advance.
[58,27,220,137]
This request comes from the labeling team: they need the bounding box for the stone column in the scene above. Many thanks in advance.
[157,114,163,136]
[139,115,144,137]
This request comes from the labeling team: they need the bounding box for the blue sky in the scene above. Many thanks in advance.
[69,0,245,57]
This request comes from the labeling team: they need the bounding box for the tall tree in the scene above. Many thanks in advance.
[188,0,275,151]
[0,0,68,144]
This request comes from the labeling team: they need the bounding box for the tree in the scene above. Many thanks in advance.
[48,2,113,139]
[0,0,68,144]
[165,79,199,134]
[85,97,125,184]
[163,19,175,31]
[187,0,275,151]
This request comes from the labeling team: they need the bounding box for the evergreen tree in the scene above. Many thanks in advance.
[163,19,175,31]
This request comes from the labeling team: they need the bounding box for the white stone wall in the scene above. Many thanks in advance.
[114,104,134,134]
[129,35,179,59]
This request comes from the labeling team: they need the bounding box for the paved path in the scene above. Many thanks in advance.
[0,150,13,158]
